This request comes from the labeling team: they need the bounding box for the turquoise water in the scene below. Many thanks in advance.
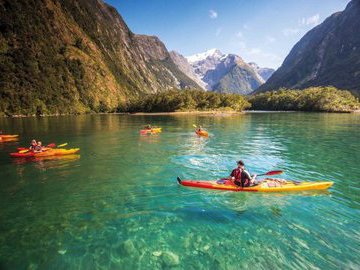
[0,113,359,269]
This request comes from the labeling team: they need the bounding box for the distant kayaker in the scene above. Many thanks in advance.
[145,124,152,130]
[230,160,257,187]
[29,139,37,151]
[196,126,203,132]
[34,141,44,152]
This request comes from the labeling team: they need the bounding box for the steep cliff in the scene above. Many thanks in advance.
[256,0,360,96]
[0,0,199,115]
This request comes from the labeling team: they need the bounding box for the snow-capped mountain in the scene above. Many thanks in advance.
[186,48,224,64]
[186,49,226,84]
[184,49,270,94]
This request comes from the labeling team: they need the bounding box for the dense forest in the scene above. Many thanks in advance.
[249,87,359,112]
[123,89,251,113]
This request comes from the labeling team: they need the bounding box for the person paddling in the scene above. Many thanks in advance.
[230,160,257,187]
[29,139,37,151]
[145,124,152,130]
[34,141,44,152]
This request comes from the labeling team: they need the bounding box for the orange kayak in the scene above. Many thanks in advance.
[0,135,19,140]
[177,177,333,192]
[195,130,208,137]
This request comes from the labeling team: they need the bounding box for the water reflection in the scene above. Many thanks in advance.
[12,154,80,170]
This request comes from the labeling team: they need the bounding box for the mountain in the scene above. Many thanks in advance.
[186,49,265,94]
[169,51,206,89]
[248,62,275,81]
[0,0,199,115]
[256,0,360,95]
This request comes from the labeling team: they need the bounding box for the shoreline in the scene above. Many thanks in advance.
[129,110,243,116]
[1,109,359,118]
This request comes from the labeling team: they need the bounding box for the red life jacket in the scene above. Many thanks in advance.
[231,168,251,187]
[231,168,242,181]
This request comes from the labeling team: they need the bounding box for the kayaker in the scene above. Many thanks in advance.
[230,160,257,187]
[196,126,203,132]
[145,124,152,130]
[34,141,44,152]
[29,139,37,151]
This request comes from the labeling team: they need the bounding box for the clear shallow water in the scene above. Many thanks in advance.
[0,113,359,269]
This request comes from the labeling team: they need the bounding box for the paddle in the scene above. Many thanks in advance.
[257,170,283,176]
[57,143,68,148]
[18,142,67,153]
[254,170,303,185]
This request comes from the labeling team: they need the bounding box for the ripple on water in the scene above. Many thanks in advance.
[0,113,359,269]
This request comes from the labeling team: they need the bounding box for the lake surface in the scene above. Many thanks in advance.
[0,113,359,269]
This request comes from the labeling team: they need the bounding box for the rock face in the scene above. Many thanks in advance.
[256,0,360,96]
[185,49,266,94]
[169,51,206,89]
[248,62,275,81]
[0,0,199,115]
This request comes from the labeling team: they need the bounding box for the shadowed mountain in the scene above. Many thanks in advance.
[256,0,360,96]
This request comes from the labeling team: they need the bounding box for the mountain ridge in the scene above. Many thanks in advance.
[256,0,360,95]
[182,49,273,94]
[0,0,200,115]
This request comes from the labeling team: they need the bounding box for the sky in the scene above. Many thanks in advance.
[107,0,350,69]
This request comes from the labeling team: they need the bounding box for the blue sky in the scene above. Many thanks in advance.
[107,0,350,68]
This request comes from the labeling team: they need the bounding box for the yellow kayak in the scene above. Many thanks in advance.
[10,148,80,158]
[140,127,162,134]
[177,177,333,192]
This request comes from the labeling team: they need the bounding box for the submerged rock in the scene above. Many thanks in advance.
[152,251,162,257]
[58,249,67,255]
[123,239,136,255]
[161,251,180,267]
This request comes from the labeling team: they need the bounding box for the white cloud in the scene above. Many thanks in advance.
[299,14,320,26]
[209,10,218,19]
[215,27,222,36]
[243,24,249,30]
[236,31,243,38]
[266,35,276,43]
[282,28,300,36]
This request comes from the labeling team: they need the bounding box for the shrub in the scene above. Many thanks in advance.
[249,87,360,112]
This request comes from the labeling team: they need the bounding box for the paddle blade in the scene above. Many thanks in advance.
[265,170,283,176]
[57,143,68,148]
[47,143,56,148]
[192,124,197,128]
[19,149,29,154]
